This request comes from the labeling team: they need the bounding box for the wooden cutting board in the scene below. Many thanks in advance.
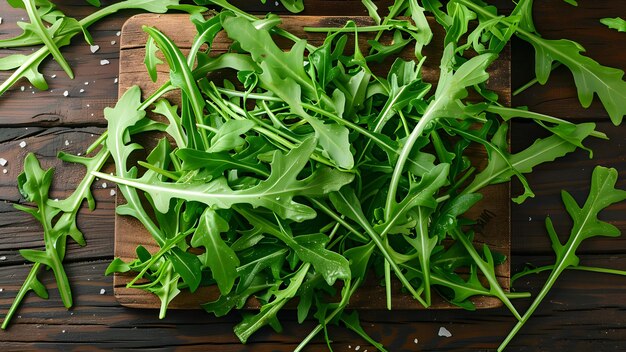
[114,14,511,310]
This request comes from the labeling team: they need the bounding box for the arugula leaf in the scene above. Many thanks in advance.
[499,166,626,351]
[463,122,596,202]
[191,209,239,294]
[95,138,354,221]
[601,17,626,33]
[234,263,310,343]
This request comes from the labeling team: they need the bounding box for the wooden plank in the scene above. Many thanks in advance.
[114,14,511,310]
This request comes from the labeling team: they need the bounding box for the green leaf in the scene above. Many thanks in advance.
[362,0,381,24]
[145,37,163,82]
[292,234,351,286]
[600,17,626,33]
[499,166,626,350]
[208,120,255,153]
[105,258,131,275]
[105,86,167,245]
[95,138,354,221]
[278,0,304,13]
[144,26,207,149]
[464,122,596,202]
[191,209,239,294]
[168,247,202,293]
[203,278,273,317]
[234,264,309,343]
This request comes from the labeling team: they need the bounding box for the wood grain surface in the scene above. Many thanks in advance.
[0,1,626,351]
[113,13,511,310]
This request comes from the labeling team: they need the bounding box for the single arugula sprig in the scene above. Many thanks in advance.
[499,166,626,351]
[1,146,108,329]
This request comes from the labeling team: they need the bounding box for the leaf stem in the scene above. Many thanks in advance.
[0,263,43,330]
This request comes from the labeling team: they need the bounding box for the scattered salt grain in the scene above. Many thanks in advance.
[99,288,106,295]
[3,169,7,174]
[438,327,452,338]
[65,140,70,146]
[355,346,360,351]
[63,90,69,97]
[20,86,25,92]
[0,17,3,25]
[62,330,66,333]
[110,189,116,196]
[0,288,3,292]
[0,256,6,260]
[414,338,418,344]
[111,40,116,45]
[114,77,118,84]
[19,141,26,148]
[51,74,57,78]
[86,104,90,108]
[102,183,107,189]
[79,89,85,93]
[85,81,89,85]
[116,31,121,36]
[528,216,532,221]
[54,198,59,202]
[100,59,110,65]
[0,158,6,166]
[90,45,100,53]
[275,1,279,5]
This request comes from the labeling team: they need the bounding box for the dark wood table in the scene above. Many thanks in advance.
[1,1,625,351]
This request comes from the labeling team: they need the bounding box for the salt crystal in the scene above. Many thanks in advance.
[20,86,25,92]
[19,141,26,148]
[79,89,85,93]
[64,140,70,146]
[111,40,116,45]
[89,45,100,53]
[86,104,90,108]
[0,17,3,25]
[528,217,532,221]
[99,288,106,295]
[355,346,360,351]
[2,169,7,174]
[63,90,69,97]
[413,338,418,344]
[110,189,116,196]
[51,74,57,78]
[0,158,6,166]
[85,81,89,85]
[114,78,118,84]
[116,31,121,36]
[0,256,6,260]
[54,198,58,202]
[102,183,107,189]
[62,330,66,333]
[438,327,452,338]
[0,288,3,292]
[100,59,110,66]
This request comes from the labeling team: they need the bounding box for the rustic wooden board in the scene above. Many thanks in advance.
[114,14,511,310]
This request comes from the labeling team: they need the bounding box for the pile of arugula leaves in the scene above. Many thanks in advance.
[1,0,626,350]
